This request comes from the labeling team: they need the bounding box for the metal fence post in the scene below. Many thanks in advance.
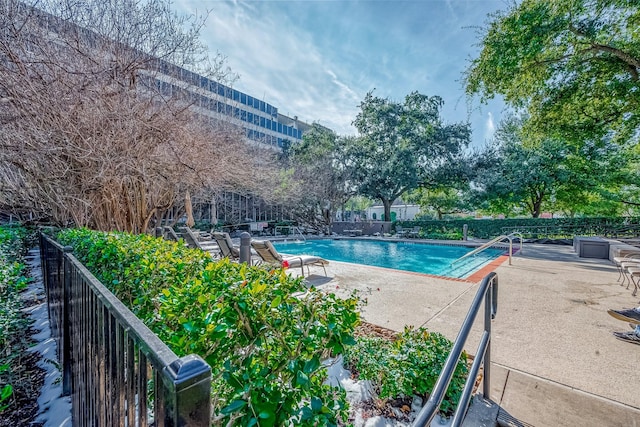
[62,245,73,396]
[162,355,212,426]
[463,224,468,241]
[239,232,251,264]
[483,274,498,398]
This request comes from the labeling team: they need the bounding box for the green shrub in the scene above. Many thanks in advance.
[343,326,468,414]
[397,217,640,240]
[0,225,31,414]
[56,228,359,426]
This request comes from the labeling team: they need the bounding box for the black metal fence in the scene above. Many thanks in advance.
[39,233,212,426]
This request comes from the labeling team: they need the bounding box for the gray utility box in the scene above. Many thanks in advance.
[573,236,610,259]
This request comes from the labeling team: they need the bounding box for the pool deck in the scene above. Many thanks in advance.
[304,241,640,426]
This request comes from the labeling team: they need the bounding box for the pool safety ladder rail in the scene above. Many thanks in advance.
[451,233,523,266]
[276,225,307,242]
[412,272,498,427]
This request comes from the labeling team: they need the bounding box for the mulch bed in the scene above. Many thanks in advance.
[0,337,46,427]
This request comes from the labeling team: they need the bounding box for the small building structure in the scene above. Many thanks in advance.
[365,204,421,221]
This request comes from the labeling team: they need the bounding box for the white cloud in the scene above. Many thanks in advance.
[484,112,496,142]
[186,1,363,135]
[172,0,508,141]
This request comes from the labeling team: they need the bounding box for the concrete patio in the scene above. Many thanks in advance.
[306,242,640,426]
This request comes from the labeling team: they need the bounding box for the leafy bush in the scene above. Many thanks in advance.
[56,228,360,426]
[424,232,463,240]
[0,226,31,414]
[343,326,468,414]
[397,217,640,240]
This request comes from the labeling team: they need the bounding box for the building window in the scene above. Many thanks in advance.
[241,93,246,104]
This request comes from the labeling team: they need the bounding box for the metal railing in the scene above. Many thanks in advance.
[275,225,307,241]
[452,233,523,266]
[39,233,212,426]
[501,224,640,239]
[412,272,498,427]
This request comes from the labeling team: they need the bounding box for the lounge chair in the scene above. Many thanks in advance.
[163,226,181,242]
[395,226,408,238]
[251,240,328,277]
[212,232,240,261]
[178,226,219,255]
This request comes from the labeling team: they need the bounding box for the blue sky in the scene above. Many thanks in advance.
[174,0,509,148]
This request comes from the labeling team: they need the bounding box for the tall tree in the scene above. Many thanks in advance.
[280,124,353,232]
[466,0,640,146]
[472,115,633,217]
[348,91,470,221]
[472,116,571,217]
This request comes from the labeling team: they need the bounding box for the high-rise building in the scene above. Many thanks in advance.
[144,61,311,149]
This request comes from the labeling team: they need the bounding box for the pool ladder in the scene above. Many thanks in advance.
[451,233,523,266]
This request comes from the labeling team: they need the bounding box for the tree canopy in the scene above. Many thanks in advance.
[466,0,640,146]
[347,91,470,221]
[279,124,353,232]
[472,115,636,217]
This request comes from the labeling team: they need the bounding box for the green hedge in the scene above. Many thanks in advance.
[56,228,471,423]
[396,217,640,240]
[56,228,359,426]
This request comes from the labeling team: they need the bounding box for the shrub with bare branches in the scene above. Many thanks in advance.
[0,0,275,232]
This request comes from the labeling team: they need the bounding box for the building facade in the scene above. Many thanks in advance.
[143,61,310,149]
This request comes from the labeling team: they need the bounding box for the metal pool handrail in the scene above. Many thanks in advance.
[412,272,498,427]
[451,232,523,266]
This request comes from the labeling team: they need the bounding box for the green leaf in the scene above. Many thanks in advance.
[220,399,246,415]
[258,410,274,419]
[270,295,282,308]
[0,384,13,401]
[296,370,309,387]
[303,357,320,374]
[310,396,322,412]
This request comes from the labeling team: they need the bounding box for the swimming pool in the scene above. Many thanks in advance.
[273,239,504,279]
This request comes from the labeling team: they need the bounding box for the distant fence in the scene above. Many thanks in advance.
[331,221,392,236]
[39,233,212,426]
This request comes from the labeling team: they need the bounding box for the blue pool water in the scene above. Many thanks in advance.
[273,239,504,279]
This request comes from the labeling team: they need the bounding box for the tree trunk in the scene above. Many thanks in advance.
[381,197,392,222]
[531,199,542,218]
